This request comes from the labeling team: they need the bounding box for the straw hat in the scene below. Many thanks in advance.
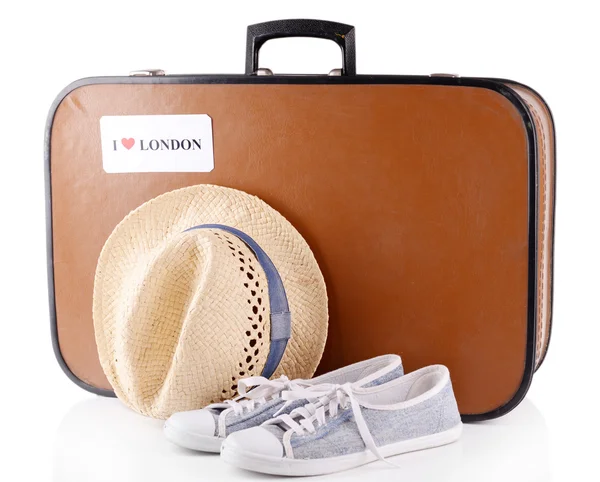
[93,185,328,419]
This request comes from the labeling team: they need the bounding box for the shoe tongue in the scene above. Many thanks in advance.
[207,405,228,415]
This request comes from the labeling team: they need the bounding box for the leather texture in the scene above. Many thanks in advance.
[48,82,554,416]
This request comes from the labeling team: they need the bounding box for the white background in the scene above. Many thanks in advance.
[1,1,598,480]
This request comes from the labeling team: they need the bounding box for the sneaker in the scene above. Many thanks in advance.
[221,364,462,476]
[164,354,403,452]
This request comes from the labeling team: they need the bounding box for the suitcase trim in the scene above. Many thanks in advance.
[492,78,557,372]
[44,74,542,419]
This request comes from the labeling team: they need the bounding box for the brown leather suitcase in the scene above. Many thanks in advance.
[45,19,555,421]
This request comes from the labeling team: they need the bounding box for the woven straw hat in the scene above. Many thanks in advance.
[93,185,328,419]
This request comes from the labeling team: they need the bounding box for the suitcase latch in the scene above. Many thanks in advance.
[129,69,166,77]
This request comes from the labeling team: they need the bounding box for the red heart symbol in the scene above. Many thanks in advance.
[121,138,135,150]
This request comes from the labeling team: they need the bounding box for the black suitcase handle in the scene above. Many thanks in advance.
[245,19,356,75]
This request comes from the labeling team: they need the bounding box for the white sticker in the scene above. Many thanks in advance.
[99,114,214,173]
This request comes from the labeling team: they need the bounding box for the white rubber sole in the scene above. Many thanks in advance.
[221,423,462,476]
[163,421,224,453]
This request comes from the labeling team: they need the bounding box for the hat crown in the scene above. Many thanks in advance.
[111,228,271,415]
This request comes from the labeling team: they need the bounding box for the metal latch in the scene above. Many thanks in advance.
[429,73,460,78]
[129,69,166,77]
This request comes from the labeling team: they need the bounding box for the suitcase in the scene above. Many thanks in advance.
[45,19,555,421]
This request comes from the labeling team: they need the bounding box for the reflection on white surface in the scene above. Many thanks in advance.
[53,397,550,482]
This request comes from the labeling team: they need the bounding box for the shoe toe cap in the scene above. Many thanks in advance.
[165,409,216,437]
[225,427,284,458]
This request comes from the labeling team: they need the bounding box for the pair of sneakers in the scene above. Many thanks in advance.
[164,355,462,476]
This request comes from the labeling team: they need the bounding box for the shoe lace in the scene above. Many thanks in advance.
[206,375,314,416]
[266,383,397,466]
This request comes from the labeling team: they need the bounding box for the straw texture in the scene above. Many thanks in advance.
[93,185,328,419]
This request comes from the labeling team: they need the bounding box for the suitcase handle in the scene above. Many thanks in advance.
[245,19,356,75]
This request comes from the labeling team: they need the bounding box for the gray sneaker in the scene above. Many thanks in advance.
[164,354,403,452]
[221,364,462,476]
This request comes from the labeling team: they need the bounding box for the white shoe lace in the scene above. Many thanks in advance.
[206,375,315,416]
[266,382,397,466]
